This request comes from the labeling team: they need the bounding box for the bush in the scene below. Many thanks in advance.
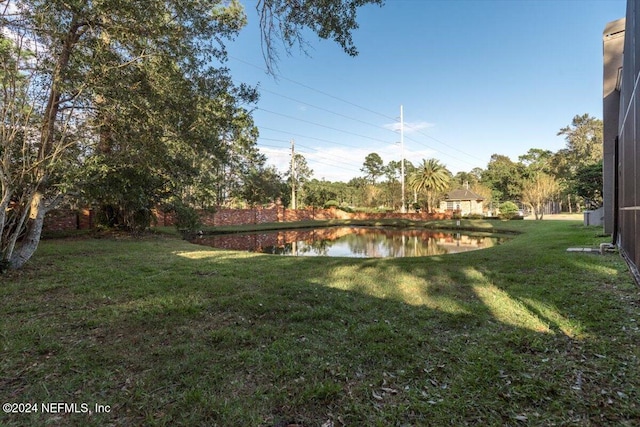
[323,200,339,209]
[174,205,201,234]
[464,213,485,220]
[498,201,519,220]
[163,200,202,236]
[95,205,153,233]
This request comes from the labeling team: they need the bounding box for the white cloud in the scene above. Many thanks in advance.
[260,146,291,172]
[383,121,435,134]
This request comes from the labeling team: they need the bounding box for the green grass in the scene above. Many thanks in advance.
[1,220,639,426]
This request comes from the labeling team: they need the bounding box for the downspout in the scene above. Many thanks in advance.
[612,135,619,246]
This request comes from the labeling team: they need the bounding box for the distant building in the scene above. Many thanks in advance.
[603,5,640,283]
[440,188,484,216]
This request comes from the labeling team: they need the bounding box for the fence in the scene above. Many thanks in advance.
[42,205,449,232]
[155,205,449,228]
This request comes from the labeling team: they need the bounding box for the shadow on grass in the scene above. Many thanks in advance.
[1,221,639,426]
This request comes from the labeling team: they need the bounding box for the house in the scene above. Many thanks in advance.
[603,6,640,283]
[440,188,484,216]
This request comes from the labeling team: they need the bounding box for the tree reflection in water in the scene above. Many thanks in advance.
[193,227,507,258]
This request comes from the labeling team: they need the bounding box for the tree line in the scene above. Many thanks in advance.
[283,114,603,219]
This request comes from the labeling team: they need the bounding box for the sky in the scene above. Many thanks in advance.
[224,0,626,183]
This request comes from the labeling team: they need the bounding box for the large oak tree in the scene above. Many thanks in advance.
[0,0,383,270]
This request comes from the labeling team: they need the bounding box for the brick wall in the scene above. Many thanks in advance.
[155,206,449,228]
[43,209,94,232]
[42,206,450,232]
[209,206,279,226]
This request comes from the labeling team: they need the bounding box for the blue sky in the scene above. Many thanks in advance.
[225,0,626,182]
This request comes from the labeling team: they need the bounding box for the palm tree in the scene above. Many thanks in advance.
[408,158,450,212]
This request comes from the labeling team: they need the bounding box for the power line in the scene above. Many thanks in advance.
[258,87,398,134]
[258,107,391,145]
[229,55,395,121]
[258,87,487,167]
[403,123,486,163]
[260,126,366,149]
[258,139,366,173]
[260,120,480,170]
[228,55,486,170]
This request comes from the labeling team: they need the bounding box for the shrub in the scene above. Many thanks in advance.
[163,200,202,236]
[465,213,485,220]
[174,205,201,234]
[323,200,339,209]
[499,201,519,220]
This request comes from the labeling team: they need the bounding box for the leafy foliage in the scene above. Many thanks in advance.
[361,152,385,184]
[498,201,519,220]
[521,173,560,220]
[256,0,384,73]
[1,0,382,269]
[572,161,603,209]
[166,199,203,235]
[408,158,451,212]
[481,154,525,202]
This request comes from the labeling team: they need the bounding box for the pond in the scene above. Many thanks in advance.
[192,226,507,258]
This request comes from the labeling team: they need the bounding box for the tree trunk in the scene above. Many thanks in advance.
[9,192,47,269]
[2,17,81,270]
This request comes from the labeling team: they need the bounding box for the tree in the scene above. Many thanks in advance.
[241,165,284,207]
[520,173,560,220]
[556,114,603,169]
[408,158,450,212]
[361,152,384,184]
[385,160,402,183]
[1,0,252,268]
[286,153,313,208]
[79,56,260,228]
[346,177,368,206]
[303,179,338,207]
[452,171,479,188]
[257,0,384,74]
[518,148,553,177]
[551,115,603,213]
[1,0,381,270]
[481,154,525,202]
[572,161,603,209]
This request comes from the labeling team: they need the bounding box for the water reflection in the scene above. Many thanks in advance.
[193,226,506,258]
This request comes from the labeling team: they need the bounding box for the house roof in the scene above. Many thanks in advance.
[444,188,485,201]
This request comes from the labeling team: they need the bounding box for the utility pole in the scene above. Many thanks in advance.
[400,105,406,213]
[290,139,297,210]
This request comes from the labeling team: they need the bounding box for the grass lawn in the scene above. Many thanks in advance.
[1,219,639,426]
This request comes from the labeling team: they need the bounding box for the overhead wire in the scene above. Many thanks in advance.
[259,126,365,149]
[258,107,391,145]
[228,55,485,172]
[259,138,366,174]
[229,55,395,121]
